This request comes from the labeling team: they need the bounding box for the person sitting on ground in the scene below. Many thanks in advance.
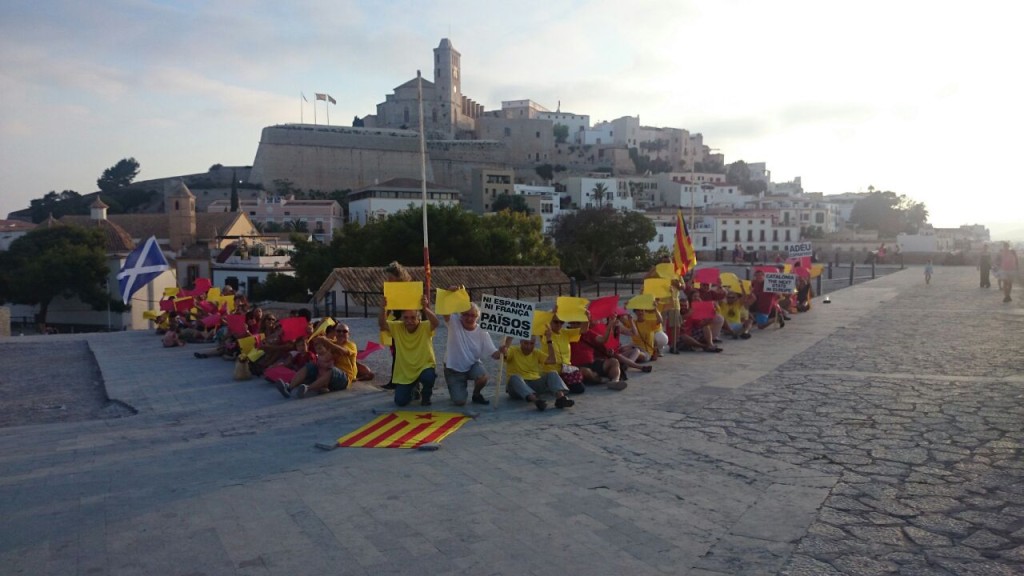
[378,295,439,407]
[604,310,653,376]
[162,322,186,347]
[695,279,727,344]
[750,269,785,329]
[539,312,585,395]
[443,302,500,406]
[619,307,663,363]
[718,290,753,340]
[676,297,723,352]
[502,330,575,411]
[275,323,357,399]
[569,311,626,390]
[794,276,814,312]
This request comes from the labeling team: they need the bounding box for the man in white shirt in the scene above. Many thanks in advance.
[444,303,500,406]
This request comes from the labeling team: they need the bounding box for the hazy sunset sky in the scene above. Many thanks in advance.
[2,0,1021,236]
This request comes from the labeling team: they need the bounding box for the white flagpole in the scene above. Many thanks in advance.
[417,70,431,295]
[300,93,304,124]
[326,95,330,126]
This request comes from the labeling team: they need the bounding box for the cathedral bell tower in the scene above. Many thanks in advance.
[433,38,461,138]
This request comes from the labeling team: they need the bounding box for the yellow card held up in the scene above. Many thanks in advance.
[742,280,752,294]
[143,310,161,320]
[720,272,742,294]
[532,310,554,336]
[435,287,471,315]
[555,296,589,322]
[163,286,180,297]
[384,281,423,311]
[810,263,824,278]
[626,294,656,310]
[207,287,221,299]
[309,317,336,341]
[655,262,677,279]
[643,278,672,299]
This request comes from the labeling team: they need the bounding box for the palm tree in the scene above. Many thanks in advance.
[591,182,609,206]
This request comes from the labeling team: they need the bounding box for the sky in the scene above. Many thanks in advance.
[2,0,1022,238]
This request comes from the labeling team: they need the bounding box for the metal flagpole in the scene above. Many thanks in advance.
[417,71,431,296]
[326,95,330,126]
[300,93,305,123]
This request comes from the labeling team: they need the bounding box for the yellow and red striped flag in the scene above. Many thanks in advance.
[672,209,697,277]
[335,411,471,449]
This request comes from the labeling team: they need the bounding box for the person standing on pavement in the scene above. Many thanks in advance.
[978,244,992,289]
[379,294,439,407]
[443,303,500,406]
[997,242,1019,303]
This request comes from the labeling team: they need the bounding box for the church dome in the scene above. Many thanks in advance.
[91,219,136,254]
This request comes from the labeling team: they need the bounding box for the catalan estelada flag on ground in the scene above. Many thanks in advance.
[672,209,697,277]
[335,411,471,449]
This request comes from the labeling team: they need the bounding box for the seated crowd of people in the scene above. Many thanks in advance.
[150,262,816,412]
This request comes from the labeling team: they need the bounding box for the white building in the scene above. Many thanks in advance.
[559,177,634,211]
[707,210,802,255]
[537,110,590,144]
[347,178,460,225]
[513,184,561,234]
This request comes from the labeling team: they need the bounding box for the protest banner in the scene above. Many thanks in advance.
[479,294,535,340]
[786,242,813,257]
[764,273,797,294]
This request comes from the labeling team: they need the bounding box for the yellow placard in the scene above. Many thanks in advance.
[163,287,180,297]
[246,348,265,362]
[208,294,236,312]
[810,264,824,278]
[435,287,471,315]
[742,280,752,294]
[643,278,672,299]
[207,287,221,299]
[143,310,162,320]
[532,310,554,336]
[720,272,743,294]
[237,335,258,355]
[555,297,589,323]
[379,330,393,347]
[384,281,423,311]
[626,294,656,310]
[783,263,793,273]
[309,317,336,341]
[655,263,677,279]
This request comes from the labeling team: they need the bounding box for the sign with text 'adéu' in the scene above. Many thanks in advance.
[479,295,535,340]
[785,242,813,257]
[763,273,797,294]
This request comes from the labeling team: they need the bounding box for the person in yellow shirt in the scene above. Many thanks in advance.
[717,292,753,340]
[275,323,357,398]
[502,329,575,410]
[619,307,663,362]
[378,295,440,407]
[539,314,585,394]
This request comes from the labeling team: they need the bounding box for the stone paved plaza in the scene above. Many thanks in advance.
[0,266,1021,575]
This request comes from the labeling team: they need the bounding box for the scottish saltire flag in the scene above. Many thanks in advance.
[335,411,471,449]
[116,236,170,304]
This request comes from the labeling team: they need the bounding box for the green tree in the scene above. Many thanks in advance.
[29,190,83,223]
[0,226,115,329]
[97,158,140,193]
[591,182,610,206]
[492,193,532,214]
[551,207,656,280]
[535,164,554,182]
[849,191,930,236]
[553,124,569,144]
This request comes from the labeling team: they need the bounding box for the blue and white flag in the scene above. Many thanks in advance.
[117,236,170,304]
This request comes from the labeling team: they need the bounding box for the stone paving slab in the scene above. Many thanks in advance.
[0,266,1021,575]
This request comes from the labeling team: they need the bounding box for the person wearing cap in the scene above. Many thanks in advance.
[502,329,575,411]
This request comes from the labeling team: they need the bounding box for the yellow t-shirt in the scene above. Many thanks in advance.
[387,321,436,384]
[634,318,661,356]
[332,340,358,382]
[505,347,548,382]
[717,301,749,325]
[540,328,580,373]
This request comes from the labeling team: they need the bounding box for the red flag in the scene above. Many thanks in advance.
[672,210,697,277]
[356,341,385,361]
